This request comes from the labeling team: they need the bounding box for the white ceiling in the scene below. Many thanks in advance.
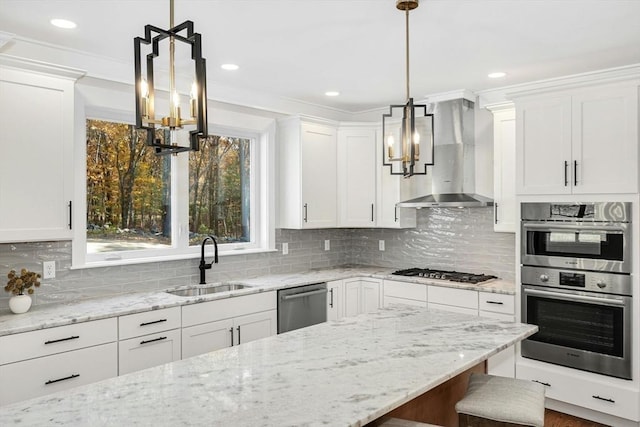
[1,0,639,114]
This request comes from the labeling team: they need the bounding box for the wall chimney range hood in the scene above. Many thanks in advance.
[396,98,493,209]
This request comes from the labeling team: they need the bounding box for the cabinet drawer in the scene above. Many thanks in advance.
[118,328,181,375]
[182,291,277,327]
[0,318,117,365]
[0,342,117,406]
[479,292,515,315]
[517,363,640,421]
[119,307,181,340]
[385,295,427,308]
[428,302,477,316]
[383,280,427,302]
[428,286,478,309]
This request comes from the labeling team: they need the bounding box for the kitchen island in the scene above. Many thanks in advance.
[0,305,535,426]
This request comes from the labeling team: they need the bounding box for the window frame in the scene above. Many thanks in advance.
[72,106,275,269]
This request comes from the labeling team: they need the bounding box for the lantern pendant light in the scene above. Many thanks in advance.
[382,0,434,177]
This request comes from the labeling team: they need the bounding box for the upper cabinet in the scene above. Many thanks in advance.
[0,63,82,242]
[278,117,338,229]
[515,82,638,195]
[488,105,516,232]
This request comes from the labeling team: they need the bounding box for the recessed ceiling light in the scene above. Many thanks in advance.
[50,18,77,29]
[325,91,340,97]
[220,64,239,71]
[488,72,507,79]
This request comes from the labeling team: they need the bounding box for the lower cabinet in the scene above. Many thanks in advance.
[118,329,182,375]
[327,280,343,321]
[427,285,478,316]
[181,291,277,359]
[343,278,381,317]
[382,280,427,307]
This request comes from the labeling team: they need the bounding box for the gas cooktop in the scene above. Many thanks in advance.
[391,268,497,284]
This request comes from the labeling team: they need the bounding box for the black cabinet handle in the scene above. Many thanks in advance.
[230,327,234,346]
[45,335,79,345]
[371,204,374,222]
[592,395,615,403]
[485,301,504,305]
[329,288,334,308]
[68,201,73,230]
[237,326,241,344]
[494,203,498,225]
[532,380,551,387]
[139,319,167,327]
[45,373,79,385]
[394,206,398,222]
[564,161,568,186]
[139,336,167,345]
[574,160,578,186]
[303,203,308,223]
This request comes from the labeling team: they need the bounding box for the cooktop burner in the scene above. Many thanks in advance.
[391,268,497,284]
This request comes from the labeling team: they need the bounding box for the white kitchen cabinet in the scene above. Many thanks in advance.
[383,279,427,307]
[0,318,118,406]
[488,105,516,232]
[337,126,377,227]
[478,292,516,378]
[327,280,343,321]
[427,285,478,315]
[117,307,182,375]
[0,64,81,242]
[278,117,338,229]
[515,82,638,195]
[181,292,277,359]
[343,278,381,318]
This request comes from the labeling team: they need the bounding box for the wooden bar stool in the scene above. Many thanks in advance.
[455,373,545,427]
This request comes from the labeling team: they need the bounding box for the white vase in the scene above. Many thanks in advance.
[9,294,32,314]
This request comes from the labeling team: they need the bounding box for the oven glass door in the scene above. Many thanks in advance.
[523,287,626,358]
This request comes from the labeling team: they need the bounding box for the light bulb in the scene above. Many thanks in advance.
[413,131,420,159]
[173,91,180,108]
[190,82,197,100]
[140,79,149,99]
[387,135,395,159]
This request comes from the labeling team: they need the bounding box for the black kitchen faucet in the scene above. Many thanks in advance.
[199,235,218,284]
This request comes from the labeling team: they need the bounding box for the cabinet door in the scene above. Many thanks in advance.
[118,329,181,375]
[337,127,376,227]
[301,122,337,228]
[327,280,343,321]
[492,108,516,232]
[181,318,234,359]
[0,67,74,242]
[0,342,117,406]
[343,280,361,318]
[515,95,572,195]
[360,279,381,314]
[572,84,638,194]
[235,310,277,345]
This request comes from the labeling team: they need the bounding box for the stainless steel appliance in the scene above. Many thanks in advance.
[521,266,632,379]
[278,283,327,334]
[520,202,633,379]
[521,202,631,273]
[392,268,496,284]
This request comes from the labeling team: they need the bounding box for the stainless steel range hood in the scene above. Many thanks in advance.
[396,98,493,208]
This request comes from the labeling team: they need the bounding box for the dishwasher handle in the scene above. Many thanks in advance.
[281,288,328,301]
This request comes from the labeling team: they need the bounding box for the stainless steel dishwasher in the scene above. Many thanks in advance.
[277,282,327,333]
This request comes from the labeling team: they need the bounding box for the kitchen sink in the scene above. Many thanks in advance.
[165,283,248,297]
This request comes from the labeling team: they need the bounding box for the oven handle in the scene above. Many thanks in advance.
[281,289,328,301]
[523,288,626,307]
[522,223,625,233]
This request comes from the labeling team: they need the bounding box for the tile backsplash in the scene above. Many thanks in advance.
[0,207,514,308]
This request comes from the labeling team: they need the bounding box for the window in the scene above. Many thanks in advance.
[76,115,272,267]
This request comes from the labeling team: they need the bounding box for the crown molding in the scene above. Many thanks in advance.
[0,54,86,80]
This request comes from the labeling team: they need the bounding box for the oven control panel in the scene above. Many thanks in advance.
[521,266,631,296]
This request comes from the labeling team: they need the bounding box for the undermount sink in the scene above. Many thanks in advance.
[165,283,248,297]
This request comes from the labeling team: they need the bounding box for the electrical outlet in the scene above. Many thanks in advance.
[282,242,288,255]
[43,261,56,279]
[379,240,385,251]
[324,240,330,251]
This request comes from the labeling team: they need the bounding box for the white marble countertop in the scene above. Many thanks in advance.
[0,305,536,426]
[0,266,515,337]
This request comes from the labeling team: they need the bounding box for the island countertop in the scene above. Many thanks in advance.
[0,305,537,427]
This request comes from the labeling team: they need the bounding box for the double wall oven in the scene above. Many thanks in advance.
[520,202,633,380]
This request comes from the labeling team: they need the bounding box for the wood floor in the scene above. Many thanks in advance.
[545,409,609,427]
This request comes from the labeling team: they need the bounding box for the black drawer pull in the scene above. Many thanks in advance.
[593,395,615,403]
[230,327,234,346]
[140,336,167,345]
[45,373,79,385]
[485,301,504,305]
[139,319,167,327]
[44,335,79,345]
[532,380,550,387]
